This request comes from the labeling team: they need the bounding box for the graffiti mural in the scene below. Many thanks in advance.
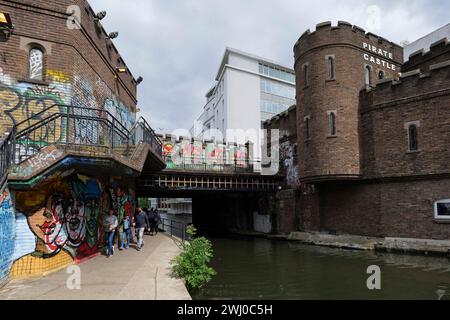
[104,98,135,131]
[161,136,249,170]
[4,174,135,279]
[0,72,135,148]
[0,188,15,286]
[0,84,68,145]
[280,142,300,186]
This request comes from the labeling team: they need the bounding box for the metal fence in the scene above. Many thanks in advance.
[160,218,190,241]
[0,104,162,186]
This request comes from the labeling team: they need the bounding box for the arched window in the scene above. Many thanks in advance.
[303,64,309,87]
[328,112,336,136]
[378,70,384,80]
[327,56,334,80]
[29,48,44,80]
[365,66,372,86]
[408,124,418,151]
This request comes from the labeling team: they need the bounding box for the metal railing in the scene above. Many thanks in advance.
[0,104,162,185]
[160,218,190,241]
[129,117,163,158]
[0,131,14,187]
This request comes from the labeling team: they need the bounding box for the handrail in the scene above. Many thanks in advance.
[14,104,131,135]
[0,104,162,184]
[160,217,190,241]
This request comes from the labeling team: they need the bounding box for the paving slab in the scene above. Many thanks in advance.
[0,233,191,300]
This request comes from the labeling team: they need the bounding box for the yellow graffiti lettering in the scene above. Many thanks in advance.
[46,70,70,84]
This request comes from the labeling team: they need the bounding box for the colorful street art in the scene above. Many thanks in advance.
[0,84,68,148]
[0,188,15,286]
[280,142,299,186]
[161,137,248,170]
[0,174,135,280]
[0,70,135,148]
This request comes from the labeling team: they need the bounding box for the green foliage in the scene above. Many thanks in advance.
[171,225,216,290]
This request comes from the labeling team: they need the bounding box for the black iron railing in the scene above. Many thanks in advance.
[129,117,163,158]
[0,130,14,187]
[160,218,190,241]
[0,104,162,186]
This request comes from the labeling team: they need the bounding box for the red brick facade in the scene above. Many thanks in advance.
[288,22,450,240]
[0,0,138,134]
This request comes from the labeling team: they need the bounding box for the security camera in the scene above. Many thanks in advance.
[136,76,144,84]
[95,11,107,20]
[108,32,119,39]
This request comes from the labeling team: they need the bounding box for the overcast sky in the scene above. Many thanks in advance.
[89,0,449,133]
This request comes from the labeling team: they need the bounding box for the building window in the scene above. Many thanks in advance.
[327,111,337,136]
[408,124,418,151]
[29,47,44,80]
[378,70,384,80]
[303,64,309,87]
[304,116,311,140]
[365,65,372,86]
[327,56,334,80]
[434,200,450,221]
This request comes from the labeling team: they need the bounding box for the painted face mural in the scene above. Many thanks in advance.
[65,198,86,247]
[65,178,87,247]
[30,193,68,256]
[83,179,101,249]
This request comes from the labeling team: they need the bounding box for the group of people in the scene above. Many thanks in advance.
[103,207,162,257]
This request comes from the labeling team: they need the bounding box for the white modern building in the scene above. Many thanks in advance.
[158,198,192,216]
[404,23,450,61]
[191,47,296,159]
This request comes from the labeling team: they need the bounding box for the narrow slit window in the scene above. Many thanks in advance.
[365,66,372,86]
[327,57,334,80]
[304,64,309,87]
[305,116,310,140]
[408,124,418,151]
[328,112,336,136]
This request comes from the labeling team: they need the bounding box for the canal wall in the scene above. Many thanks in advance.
[287,232,450,256]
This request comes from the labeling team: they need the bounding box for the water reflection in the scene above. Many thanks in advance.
[193,236,450,300]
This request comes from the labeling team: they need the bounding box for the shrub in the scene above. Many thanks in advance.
[171,225,216,290]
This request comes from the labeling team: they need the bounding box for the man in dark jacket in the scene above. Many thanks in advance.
[134,207,149,251]
[153,209,162,235]
[147,208,155,235]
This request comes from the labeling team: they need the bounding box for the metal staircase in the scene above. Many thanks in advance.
[0,105,162,188]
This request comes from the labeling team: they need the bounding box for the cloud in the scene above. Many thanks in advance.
[88,0,449,132]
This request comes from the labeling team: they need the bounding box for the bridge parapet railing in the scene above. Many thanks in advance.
[129,117,163,158]
[163,155,260,173]
[0,104,161,183]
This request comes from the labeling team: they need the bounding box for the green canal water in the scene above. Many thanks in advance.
[192,236,450,300]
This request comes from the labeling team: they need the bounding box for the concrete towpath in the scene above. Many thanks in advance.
[0,233,192,300]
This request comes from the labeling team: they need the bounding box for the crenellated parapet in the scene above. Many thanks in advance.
[361,58,450,112]
[402,38,450,73]
[294,21,403,68]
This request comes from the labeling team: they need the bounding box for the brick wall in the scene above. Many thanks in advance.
[294,21,403,182]
[263,105,299,186]
[360,51,450,179]
[301,179,450,240]
[0,0,137,136]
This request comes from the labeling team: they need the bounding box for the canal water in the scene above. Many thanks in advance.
[159,214,450,300]
[192,236,450,300]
